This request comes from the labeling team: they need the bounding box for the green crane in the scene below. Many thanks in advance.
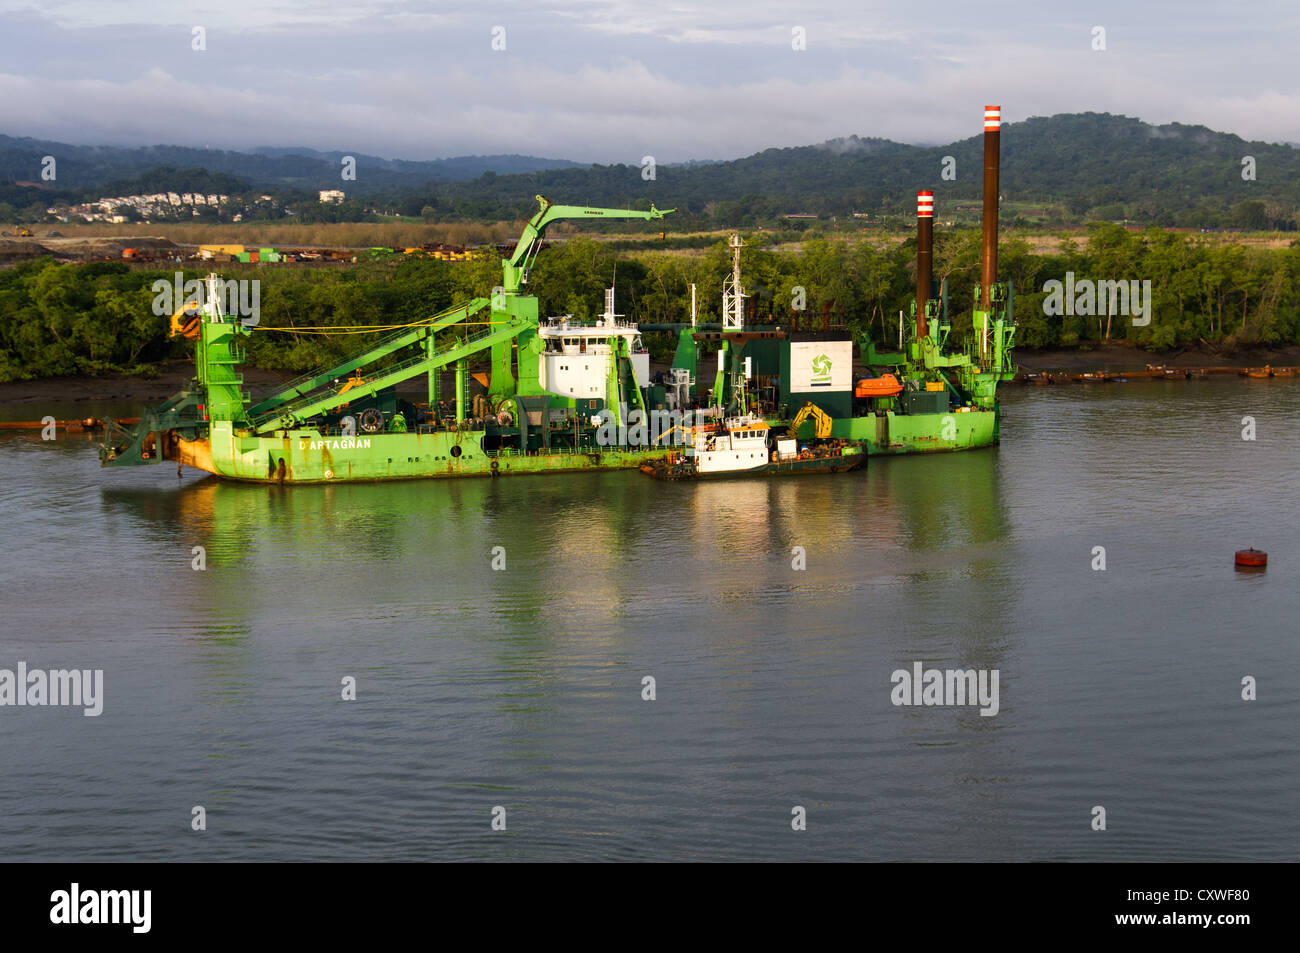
[491,195,673,397]
[101,197,675,466]
[500,194,672,296]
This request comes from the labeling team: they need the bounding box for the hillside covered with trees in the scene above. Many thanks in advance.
[2,113,1296,231]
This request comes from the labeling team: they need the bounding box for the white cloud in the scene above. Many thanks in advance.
[1,1,1298,160]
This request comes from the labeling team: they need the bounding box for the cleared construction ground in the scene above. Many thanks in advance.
[0,234,185,265]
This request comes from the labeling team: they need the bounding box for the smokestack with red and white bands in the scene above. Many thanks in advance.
[980,105,1001,310]
[916,190,934,338]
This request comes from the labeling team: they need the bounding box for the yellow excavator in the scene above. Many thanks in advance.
[787,401,833,439]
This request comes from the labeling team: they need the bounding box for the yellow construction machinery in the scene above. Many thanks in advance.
[787,402,832,439]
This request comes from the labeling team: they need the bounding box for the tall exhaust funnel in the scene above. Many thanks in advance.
[916,190,934,338]
[980,105,1001,310]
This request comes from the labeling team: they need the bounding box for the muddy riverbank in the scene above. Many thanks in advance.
[2,342,1299,407]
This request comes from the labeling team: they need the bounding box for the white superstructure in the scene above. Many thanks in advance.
[690,414,771,474]
[536,286,649,400]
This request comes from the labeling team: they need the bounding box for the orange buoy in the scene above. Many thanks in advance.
[1235,548,1267,569]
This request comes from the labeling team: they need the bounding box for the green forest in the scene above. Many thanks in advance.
[1,224,1297,383]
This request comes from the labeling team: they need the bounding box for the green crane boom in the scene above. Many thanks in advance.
[499,194,673,296]
[247,298,490,417]
[252,317,528,434]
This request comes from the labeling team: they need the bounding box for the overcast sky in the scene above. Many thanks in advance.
[0,1,1296,162]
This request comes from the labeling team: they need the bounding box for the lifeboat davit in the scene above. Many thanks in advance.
[855,374,904,398]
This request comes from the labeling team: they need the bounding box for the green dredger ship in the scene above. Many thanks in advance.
[100,106,1016,484]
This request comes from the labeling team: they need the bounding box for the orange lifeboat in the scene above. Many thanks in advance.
[855,374,904,398]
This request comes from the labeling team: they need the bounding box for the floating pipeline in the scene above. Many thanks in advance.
[1016,366,1300,384]
[0,417,138,432]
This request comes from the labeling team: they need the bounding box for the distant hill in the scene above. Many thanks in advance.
[2,113,1298,229]
[0,135,582,192]
[247,147,584,182]
[419,113,1300,229]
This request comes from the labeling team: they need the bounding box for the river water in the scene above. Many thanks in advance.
[1,378,1296,862]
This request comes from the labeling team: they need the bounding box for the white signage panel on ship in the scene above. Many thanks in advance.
[789,341,851,391]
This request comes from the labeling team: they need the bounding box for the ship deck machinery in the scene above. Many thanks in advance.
[100,196,675,482]
[654,105,1016,455]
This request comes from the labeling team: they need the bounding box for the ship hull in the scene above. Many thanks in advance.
[177,422,673,483]
[170,409,993,483]
[832,408,1000,454]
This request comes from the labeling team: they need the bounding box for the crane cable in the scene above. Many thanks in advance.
[261,319,499,335]
[255,303,499,335]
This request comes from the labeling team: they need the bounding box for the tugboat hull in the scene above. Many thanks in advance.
[641,447,863,481]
